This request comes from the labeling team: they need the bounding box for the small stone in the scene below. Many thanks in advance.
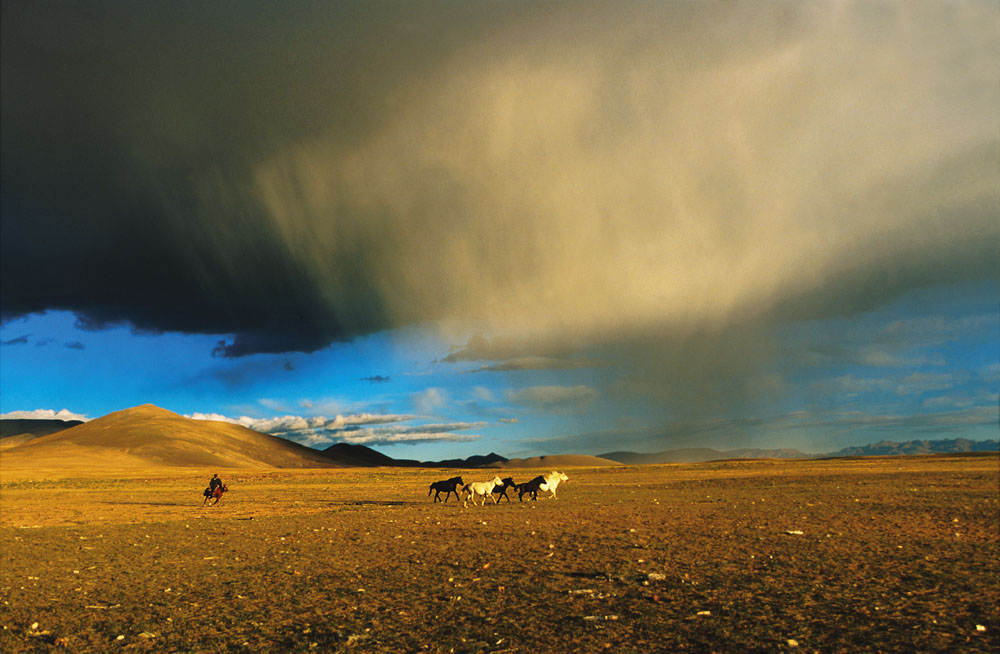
[787,639,799,647]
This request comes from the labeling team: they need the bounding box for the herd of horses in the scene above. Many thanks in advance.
[428,471,569,507]
[199,471,569,508]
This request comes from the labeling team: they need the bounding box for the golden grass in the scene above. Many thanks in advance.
[1,455,997,652]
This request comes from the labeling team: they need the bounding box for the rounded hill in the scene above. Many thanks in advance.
[0,404,343,470]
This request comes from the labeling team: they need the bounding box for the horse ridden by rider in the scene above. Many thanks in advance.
[203,473,228,506]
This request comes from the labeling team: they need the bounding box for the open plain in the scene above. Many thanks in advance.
[1,455,997,653]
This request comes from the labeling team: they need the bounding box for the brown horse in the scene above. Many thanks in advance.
[203,484,228,506]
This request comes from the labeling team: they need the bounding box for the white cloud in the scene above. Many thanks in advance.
[187,410,479,448]
[0,408,90,422]
[980,362,1000,383]
[894,372,958,396]
[188,412,242,425]
[471,386,496,402]
[188,412,413,434]
[815,375,895,396]
[333,426,481,447]
[413,387,448,415]
[855,348,946,368]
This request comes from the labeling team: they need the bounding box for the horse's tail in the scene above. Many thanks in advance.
[460,484,470,494]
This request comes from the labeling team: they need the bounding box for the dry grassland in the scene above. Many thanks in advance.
[1,455,998,653]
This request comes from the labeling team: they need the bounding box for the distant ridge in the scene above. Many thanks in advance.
[487,454,621,468]
[0,404,344,470]
[426,452,508,469]
[323,443,416,467]
[600,447,811,465]
[0,418,83,439]
[601,439,999,464]
[319,445,508,469]
[825,438,998,458]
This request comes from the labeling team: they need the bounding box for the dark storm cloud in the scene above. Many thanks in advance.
[2,334,30,346]
[1,1,514,354]
[2,1,997,361]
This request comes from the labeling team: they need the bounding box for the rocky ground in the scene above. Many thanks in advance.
[1,455,997,652]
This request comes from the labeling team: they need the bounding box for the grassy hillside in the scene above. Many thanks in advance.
[0,404,342,470]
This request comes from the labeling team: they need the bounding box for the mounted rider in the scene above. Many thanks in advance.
[203,473,227,505]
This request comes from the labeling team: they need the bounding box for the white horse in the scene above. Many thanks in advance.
[462,476,504,507]
[539,471,569,499]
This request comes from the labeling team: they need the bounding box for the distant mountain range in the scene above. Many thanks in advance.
[2,406,996,469]
[821,438,999,458]
[1,418,84,439]
[599,447,812,464]
[599,438,999,464]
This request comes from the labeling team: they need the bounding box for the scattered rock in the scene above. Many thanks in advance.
[787,638,799,647]
[696,611,711,616]
[785,530,804,535]
[647,573,667,582]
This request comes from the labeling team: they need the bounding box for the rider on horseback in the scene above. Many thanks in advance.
[203,473,226,506]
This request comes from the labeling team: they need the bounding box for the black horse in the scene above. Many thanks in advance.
[491,477,516,502]
[428,476,464,503]
[515,475,547,502]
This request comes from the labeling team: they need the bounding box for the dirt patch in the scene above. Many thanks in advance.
[1,457,997,652]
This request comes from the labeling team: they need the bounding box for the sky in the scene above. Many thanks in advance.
[1,1,997,460]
